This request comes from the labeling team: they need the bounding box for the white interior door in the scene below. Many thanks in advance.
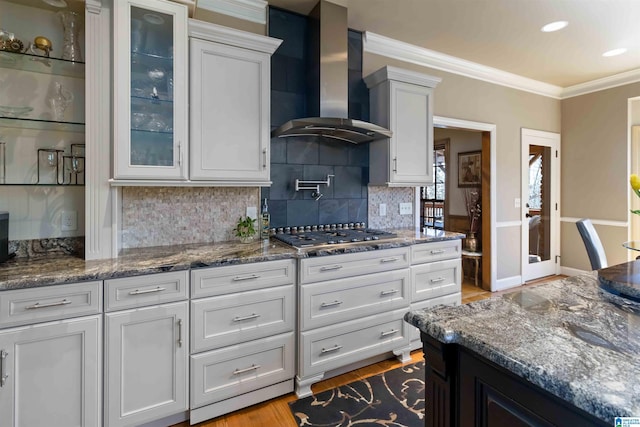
[521,128,560,282]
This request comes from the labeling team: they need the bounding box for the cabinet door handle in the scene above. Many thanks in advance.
[321,345,343,354]
[380,289,399,296]
[233,364,261,375]
[393,157,398,172]
[129,286,166,295]
[430,249,445,255]
[320,265,343,271]
[262,148,267,169]
[380,257,399,263]
[232,274,260,281]
[0,350,7,387]
[380,329,399,337]
[320,300,343,308]
[430,277,445,283]
[177,318,183,348]
[25,299,72,309]
[233,313,260,322]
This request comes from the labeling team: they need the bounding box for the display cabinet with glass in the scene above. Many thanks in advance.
[114,0,188,180]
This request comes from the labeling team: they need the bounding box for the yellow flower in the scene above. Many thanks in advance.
[631,174,640,198]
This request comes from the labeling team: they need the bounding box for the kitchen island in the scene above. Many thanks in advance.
[405,272,640,426]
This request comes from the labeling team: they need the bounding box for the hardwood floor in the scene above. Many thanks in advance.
[173,274,566,427]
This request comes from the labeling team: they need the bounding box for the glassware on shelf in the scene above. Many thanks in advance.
[29,36,53,57]
[37,148,63,184]
[63,154,84,184]
[0,105,33,118]
[48,81,73,122]
[58,11,82,62]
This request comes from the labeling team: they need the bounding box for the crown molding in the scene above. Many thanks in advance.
[85,0,101,14]
[363,31,564,99]
[561,68,640,99]
[188,19,281,53]
[196,0,267,24]
[364,65,441,89]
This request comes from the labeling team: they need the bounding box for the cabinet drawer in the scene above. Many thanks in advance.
[300,269,410,331]
[411,239,461,264]
[409,293,461,343]
[411,258,461,302]
[299,309,410,378]
[299,247,410,284]
[104,270,189,312]
[191,259,295,298]
[191,284,294,353]
[0,281,101,328]
[190,332,294,408]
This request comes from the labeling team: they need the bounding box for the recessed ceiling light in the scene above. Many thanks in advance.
[541,21,568,32]
[602,48,627,57]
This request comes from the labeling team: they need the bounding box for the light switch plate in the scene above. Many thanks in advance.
[400,203,412,215]
[379,203,387,216]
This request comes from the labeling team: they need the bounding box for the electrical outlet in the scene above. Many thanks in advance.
[246,206,257,220]
[61,210,77,231]
[379,203,387,216]
[400,203,412,215]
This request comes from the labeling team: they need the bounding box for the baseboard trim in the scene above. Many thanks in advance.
[561,266,589,276]
[494,275,522,291]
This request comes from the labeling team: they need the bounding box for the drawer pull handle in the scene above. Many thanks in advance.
[233,313,260,322]
[177,319,183,348]
[430,249,445,255]
[233,364,261,375]
[320,300,343,308]
[25,299,72,309]
[381,329,399,337]
[380,257,399,263]
[321,345,343,354]
[380,289,399,296]
[232,274,260,281]
[0,350,7,387]
[129,286,166,295]
[430,277,445,283]
[320,265,343,271]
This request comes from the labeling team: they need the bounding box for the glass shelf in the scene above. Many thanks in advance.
[0,116,85,133]
[0,183,84,186]
[0,50,85,78]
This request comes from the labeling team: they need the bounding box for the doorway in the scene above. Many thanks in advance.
[521,128,560,281]
[420,139,448,230]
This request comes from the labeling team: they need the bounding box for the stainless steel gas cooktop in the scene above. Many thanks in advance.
[271,223,396,248]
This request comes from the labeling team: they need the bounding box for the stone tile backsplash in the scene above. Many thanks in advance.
[368,186,415,229]
[121,187,259,249]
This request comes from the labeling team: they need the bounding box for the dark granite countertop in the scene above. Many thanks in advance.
[0,228,463,291]
[405,273,640,422]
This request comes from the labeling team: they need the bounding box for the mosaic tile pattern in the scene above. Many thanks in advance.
[121,187,260,248]
[9,237,84,259]
[368,186,415,229]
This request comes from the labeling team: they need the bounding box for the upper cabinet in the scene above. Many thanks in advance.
[188,21,281,186]
[364,66,441,187]
[114,0,188,180]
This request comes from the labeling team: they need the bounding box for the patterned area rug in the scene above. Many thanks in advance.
[289,361,425,427]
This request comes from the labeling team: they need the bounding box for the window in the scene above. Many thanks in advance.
[421,140,447,229]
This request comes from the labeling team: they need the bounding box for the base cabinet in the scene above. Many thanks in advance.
[0,316,101,427]
[104,301,188,427]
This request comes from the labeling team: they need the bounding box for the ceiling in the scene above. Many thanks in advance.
[266,0,640,88]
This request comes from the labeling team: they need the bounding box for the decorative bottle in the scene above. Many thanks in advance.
[261,199,270,240]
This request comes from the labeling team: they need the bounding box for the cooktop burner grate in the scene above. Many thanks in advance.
[272,226,397,248]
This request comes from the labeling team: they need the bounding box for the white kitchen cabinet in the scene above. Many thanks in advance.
[364,66,441,186]
[188,21,282,185]
[114,0,189,180]
[0,315,101,427]
[104,300,188,427]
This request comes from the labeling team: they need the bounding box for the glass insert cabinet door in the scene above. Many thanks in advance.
[114,0,187,180]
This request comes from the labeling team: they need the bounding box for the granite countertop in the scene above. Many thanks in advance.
[0,228,464,291]
[405,273,640,422]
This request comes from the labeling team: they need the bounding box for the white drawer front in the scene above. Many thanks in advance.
[105,270,189,312]
[191,285,294,353]
[409,293,461,343]
[411,239,461,264]
[300,269,410,331]
[0,281,102,328]
[191,259,295,298]
[299,247,410,284]
[190,332,294,408]
[411,258,461,303]
[299,309,410,378]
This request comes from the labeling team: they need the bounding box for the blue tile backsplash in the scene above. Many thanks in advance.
[265,7,370,228]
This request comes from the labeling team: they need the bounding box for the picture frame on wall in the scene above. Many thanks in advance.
[458,150,481,187]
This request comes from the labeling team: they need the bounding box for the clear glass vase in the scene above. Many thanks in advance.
[58,11,82,62]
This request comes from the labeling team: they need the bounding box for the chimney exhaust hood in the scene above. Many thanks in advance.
[270,0,392,144]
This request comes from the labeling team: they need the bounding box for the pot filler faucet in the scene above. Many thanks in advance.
[295,174,334,200]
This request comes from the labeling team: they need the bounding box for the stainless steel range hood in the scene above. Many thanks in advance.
[271,0,392,144]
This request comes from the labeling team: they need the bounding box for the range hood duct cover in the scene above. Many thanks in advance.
[271,0,392,144]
